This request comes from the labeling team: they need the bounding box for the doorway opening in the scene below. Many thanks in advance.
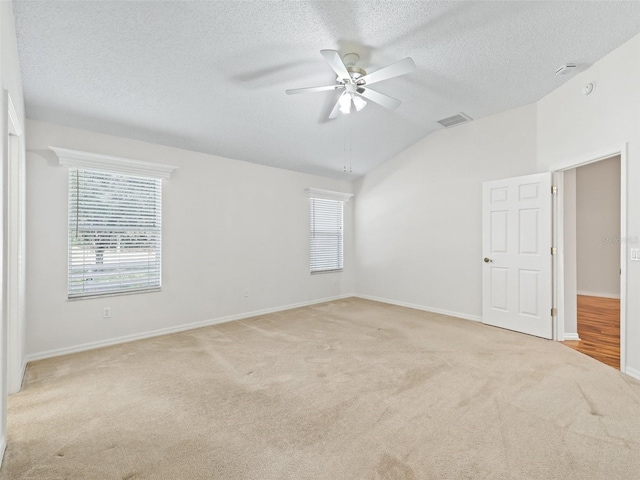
[554,148,626,372]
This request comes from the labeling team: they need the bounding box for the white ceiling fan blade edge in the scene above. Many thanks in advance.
[320,49,351,82]
[357,87,402,110]
[360,57,416,85]
[286,85,344,95]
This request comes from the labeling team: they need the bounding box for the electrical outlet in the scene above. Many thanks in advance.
[103,307,111,319]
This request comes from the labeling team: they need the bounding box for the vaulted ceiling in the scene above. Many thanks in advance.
[13,1,640,179]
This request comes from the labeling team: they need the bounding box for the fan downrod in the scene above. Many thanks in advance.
[342,53,366,82]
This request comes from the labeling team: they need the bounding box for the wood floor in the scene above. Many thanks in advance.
[562,295,620,369]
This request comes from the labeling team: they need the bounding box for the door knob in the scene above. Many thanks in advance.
[483,257,493,263]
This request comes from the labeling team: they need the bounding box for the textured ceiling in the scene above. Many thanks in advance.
[13,1,640,179]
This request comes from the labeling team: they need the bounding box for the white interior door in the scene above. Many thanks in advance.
[482,172,553,339]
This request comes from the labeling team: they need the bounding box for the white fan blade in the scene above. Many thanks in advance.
[359,57,416,85]
[329,92,347,119]
[286,85,344,95]
[320,49,351,82]
[357,87,401,110]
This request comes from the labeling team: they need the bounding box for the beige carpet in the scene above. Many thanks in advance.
[3,298,640,479]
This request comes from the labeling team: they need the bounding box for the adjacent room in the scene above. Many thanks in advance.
[0,1,639,478]
[561,155,622,368]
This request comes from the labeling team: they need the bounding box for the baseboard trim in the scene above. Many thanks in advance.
[19,357,27,388]
[25,294,354,363]
[354,294,482,322]
[8,358,28,395]
[563,333,581,341]
[0,435,6,469]
[625,366,640,382]
[577,291,620,299]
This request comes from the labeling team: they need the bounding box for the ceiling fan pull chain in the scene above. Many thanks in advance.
[343,127,347,173]
[349,117,353,173]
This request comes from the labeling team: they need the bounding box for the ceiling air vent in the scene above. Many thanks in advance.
[437,112,473,128]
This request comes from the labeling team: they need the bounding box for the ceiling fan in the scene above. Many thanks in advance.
[286,50,416,119]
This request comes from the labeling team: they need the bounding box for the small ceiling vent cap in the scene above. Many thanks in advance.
[437,112,473,128]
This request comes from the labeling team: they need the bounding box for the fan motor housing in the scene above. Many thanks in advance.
[339,53,367,84]
[337,68,367,85]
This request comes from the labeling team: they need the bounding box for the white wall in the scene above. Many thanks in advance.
[0,0,26,461]
[354,104,538,319]
[562,168,578,338]
[576,156,621,298]
[25,120,355,358]
[537,34,640,376]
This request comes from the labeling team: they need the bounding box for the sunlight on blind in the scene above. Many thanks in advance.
[310,198,343,273]
[68,168,162,298]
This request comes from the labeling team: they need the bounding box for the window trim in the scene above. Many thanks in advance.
[52,147,177,300]
[305,187,353,203]
[51,147,178,179]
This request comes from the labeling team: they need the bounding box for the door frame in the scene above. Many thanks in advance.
[552,143,627,373]
[6,93,24,394]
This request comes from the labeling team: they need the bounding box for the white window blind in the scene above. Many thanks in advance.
[310,198,343,273]
[68,168,162,298]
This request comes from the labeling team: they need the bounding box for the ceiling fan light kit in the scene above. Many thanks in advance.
[352,95,367,112]
[339,93,352,114]
[286,49,416,119]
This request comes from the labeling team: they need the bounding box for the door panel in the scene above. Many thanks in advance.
[490,268,508,310]
[519,209,539,254]
[482,172,553,339]
[491,211,508,252]
[519,269,539,316]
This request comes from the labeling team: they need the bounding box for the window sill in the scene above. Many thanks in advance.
[67,287,161,301]
[310,269,343,275]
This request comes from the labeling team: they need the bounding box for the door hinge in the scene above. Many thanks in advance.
[551,247,557,255]
[551,308,557,316]
[551,185,558,194]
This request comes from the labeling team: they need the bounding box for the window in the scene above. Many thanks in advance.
[310,198,344,273]
[307,188,353,273]
[68,168,162,298]
[52,147,176,299]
